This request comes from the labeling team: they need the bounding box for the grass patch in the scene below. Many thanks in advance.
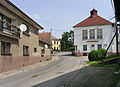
[87,56,120,87]
[91,63,119,67]
[111,64,120,87]
[111,74,120,87]
[87,60,101,65]
[87,56,120,65]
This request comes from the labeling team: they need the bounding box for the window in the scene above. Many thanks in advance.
[0,14,11,30]
[1,42,11,55]
[57,41,58,45]
[82,30,88,40]
[90,29,95,39]
[54,47,56,50]
[83,45,87,51]
[98,44,102,50]
[75,45,77,51]
[23,45,29,56]
[54,41,56,44]
[34,48,37,52]
[41,49,45,57]
[0,14,2,30]
[91,44,94,47]
[3,16,11,30]
[57,47,58,50]
[97,29,102,39]
[0,14,2,20]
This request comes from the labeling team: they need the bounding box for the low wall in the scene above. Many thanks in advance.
[75,52,116,56]
[0,56,50,73]
[75,52,89,56]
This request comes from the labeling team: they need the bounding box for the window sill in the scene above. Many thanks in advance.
[1,53,12,56]
[23,32,30,36]
[23,54,29,56]
[97,38,103,40]
[23,34,30,36]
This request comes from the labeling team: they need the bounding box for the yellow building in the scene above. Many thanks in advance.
[52,36,61,51]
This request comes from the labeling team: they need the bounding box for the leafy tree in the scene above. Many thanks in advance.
[61,30,74,51]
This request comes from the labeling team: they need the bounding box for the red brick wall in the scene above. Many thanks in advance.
[0,56,50,73]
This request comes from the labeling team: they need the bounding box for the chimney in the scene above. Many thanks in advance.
[90,9,98,18]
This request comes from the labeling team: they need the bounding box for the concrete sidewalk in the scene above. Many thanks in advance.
[0,55,58,79]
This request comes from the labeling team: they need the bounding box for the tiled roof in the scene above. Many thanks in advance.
[39,32,51,44]
[73,9,112,28]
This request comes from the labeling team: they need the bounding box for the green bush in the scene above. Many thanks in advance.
[88,49,106,61]
[88,50,99,61]
[98,49,106,55]
[97,50,103,59]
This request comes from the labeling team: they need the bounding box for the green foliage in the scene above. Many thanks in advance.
[98,48,106,59]
[106,54,117,58]
[88,50,99,61]
[87,56,120,65]
[98,48,106,56]
[61,30,74,51]
[97,50,103,59]
[88,49,106,61]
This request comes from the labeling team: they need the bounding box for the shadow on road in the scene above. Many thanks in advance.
[31,64,115,87]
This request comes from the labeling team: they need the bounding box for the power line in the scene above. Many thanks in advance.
[48,14,115,32]
[43,14,114,34]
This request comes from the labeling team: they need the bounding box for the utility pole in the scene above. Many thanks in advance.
[115,18,119,56]
[50,28,53,53]
[50,28,52,45]
[51,28,52,36]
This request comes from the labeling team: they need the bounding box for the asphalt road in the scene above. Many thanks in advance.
[0,52,88,87]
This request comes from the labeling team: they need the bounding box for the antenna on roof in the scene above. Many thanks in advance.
[93,0,95,9]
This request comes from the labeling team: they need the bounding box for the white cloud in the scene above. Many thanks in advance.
[47,16,52,20]
[33,14,40,20]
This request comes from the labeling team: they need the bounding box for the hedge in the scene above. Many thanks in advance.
[88,48,106,61]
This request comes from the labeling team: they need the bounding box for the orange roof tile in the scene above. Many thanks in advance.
[39,32,51,44]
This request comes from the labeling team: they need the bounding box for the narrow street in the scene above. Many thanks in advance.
[0,52,88,87]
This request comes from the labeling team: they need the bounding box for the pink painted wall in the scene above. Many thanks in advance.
[0,56,50,73]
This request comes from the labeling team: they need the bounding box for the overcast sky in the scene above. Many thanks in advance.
[11,0,114,38]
